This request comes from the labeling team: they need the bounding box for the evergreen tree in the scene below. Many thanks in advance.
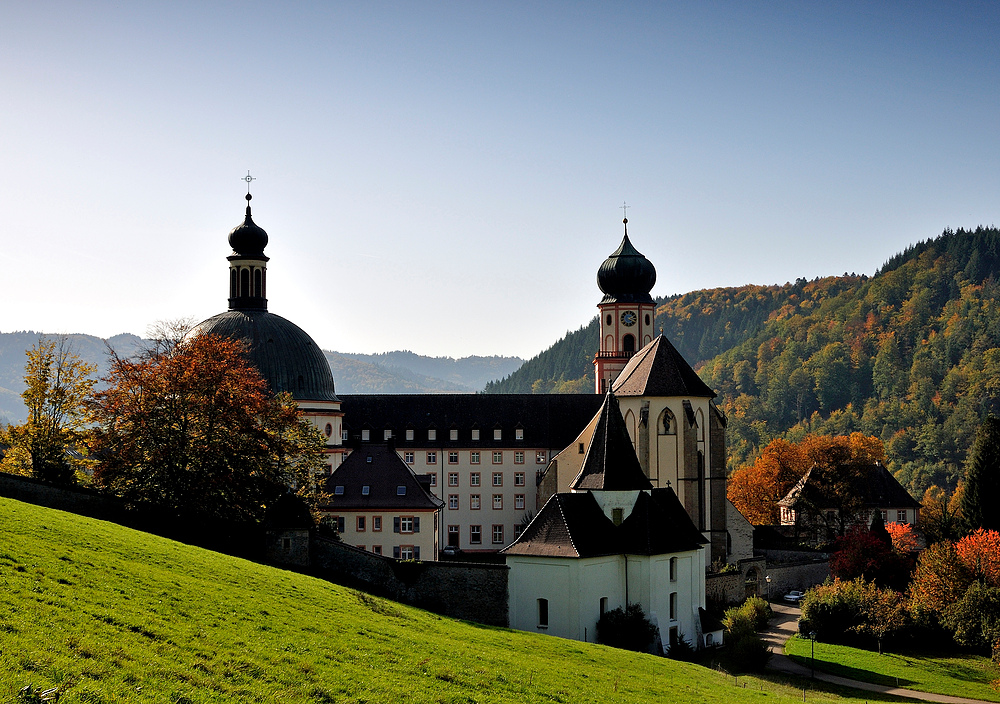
[961,417,1000,532]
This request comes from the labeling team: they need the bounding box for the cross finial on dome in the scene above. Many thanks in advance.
[620,201,630,235]
[243,171,255,214]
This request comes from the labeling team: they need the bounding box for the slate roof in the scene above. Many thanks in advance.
[339,394,605,449]
[611,335,716,398]
[194,309,340,403]
[321,443,444,511]
[778,462,920,510]
[502,487,706,558]
[569,391,653,491]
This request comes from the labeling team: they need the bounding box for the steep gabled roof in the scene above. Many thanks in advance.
[778,462,920,510]
[569,391,653,492]
[611,335,716,398]
[321,444,444,511]
[502,487,705,558]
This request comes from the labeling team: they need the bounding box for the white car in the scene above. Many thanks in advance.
[783,590,805,604]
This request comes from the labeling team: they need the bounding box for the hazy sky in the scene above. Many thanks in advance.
[2,2,998,359]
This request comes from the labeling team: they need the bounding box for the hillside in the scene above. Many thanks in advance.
[486,226,1000,499]
[0,497,884,703]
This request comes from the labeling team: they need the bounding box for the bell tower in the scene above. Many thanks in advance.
[594,216,656,393]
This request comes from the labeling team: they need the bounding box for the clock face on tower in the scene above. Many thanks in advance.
[620,311,637,327]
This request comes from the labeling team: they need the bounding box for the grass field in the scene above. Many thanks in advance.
[0,497,911,704]
[785,634,999,702]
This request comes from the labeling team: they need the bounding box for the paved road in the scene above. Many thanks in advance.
[763,602,994,704]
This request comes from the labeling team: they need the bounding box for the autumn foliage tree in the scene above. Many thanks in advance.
[728,433,885,525]
[89,332,327,523]
[0,337,96,484]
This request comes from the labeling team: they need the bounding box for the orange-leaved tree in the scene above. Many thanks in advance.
[956,529,1000,587]
[89,332,327,522]
[728,432,885,525]
[886,522,919,554]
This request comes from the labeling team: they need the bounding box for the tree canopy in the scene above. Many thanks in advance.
[961,416,1000,532]
[89,332,327,522]
[0,337,95,483]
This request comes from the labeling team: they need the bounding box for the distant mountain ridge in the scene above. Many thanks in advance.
[0,332,524,423]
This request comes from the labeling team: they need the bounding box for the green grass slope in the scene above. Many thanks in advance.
[0,497,898,704]
[785,635,999,702]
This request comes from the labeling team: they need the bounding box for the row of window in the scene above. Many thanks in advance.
[447,494,526,511]
[446,524,517,545]
[357,427,526,442]
[439,471,527,487]
[404,451,545,465]
[330,515,421,533]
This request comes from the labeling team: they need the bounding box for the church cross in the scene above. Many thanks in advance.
[243,171,255,195]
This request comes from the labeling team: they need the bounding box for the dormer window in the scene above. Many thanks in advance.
[384,429,392,440]
[334,486,345,495]
[406,428,414,441]
[396,485,406,496]
[362,485,370,495]
[366,456,372,463]
[450,428,458,441]
[515,427,524,441]
[472,428,480,441]
[428,429,437,441]
[494,428,502,441]
[361,429,370,442]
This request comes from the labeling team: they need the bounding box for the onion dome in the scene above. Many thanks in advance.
[228,193,269,257]
[597,218,656,304]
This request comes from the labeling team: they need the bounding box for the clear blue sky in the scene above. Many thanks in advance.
[2,2,998,358]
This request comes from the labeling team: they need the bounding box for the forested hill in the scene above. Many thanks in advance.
[486,226,1000,499]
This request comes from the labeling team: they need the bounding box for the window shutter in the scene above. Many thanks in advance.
[414,546,420,560]
[413,516,420,533]
[393,517,400,533]
[393,546,400,559]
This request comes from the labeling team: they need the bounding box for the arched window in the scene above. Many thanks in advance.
[537,598,549,628]
[254,269,262,297]
[645,313,651,326]
[658,408,676,435]
[230,268,238,298]
[623,334,635,353]
[606,314,613,325]
[240,268,250,298]
[696,409,705,441]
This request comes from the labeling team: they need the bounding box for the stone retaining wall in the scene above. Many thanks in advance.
[311,537,509,626]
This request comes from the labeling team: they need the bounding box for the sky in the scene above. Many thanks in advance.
[1,2,998,359]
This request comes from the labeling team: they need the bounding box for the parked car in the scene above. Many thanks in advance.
[783,590,805,604]
[441,545,461,557]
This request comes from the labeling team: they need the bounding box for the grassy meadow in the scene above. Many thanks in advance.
[785,635,999,702]
[0,496,910,704]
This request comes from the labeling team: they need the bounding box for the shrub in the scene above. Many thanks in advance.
[941,582,1000,658]
[666,632,697,661]
[800,578,866,641]
[723,596,772,671]
[596,603,657,652]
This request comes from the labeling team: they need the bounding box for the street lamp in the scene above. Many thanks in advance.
[809,631,817,678]
[765,575,771,602]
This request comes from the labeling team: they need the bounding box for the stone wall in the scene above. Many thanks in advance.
[0,471,264,559]
[311,537,509,626]
[764,560,830,598]
[705,572,744,610]
[0,472,125,522]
